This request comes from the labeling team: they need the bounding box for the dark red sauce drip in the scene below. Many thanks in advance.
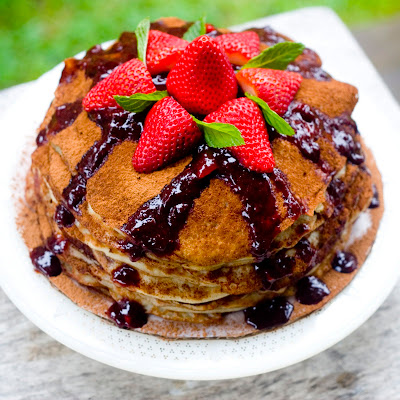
[250,26,288,46]
[46,235,68,255]
[112,265,140,287]
[279,101,364,168]
[327,178,346,207]
[296,276,330,305]
[250,28,330,81]
[62,32,139,85]
[369,184,380,209]
[121,146,215,257]
[255,238,316,289]
[30,246,62,277]
[122,145,303,261]
[332,251,358,273]
[63,108,146,213]
[244,297,294,330]
[36,100,82,146]
[55,204,75,228]
[152,73,168,91]
[107,299,147,329]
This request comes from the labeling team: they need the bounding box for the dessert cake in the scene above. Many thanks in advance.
[19,17,384,338]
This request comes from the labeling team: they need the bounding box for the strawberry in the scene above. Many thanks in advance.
[83,58,156,111]
[236,68,302,116]
[167,35,237,115]
[133,96,202,173]
[214,31,260,66]
[204,97,275,173]
[146,30,189,75]
[205,23,217,33]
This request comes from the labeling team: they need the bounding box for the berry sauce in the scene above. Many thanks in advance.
[106,299,148,329]
[30,245,62,277]
[112,265,140,287]
[255,238,316,289]
[121,145,305,260]
[244,297,294,330]
[63,108,146,213]
[55,204,75,228]
[36,100,82,146]
[250,28,331,81]
[46,235,68,255]
[369,184,380,209]
[295,276,330,305]
[332,251,358,273]
[152,73,168,91]
[277,101,365,169]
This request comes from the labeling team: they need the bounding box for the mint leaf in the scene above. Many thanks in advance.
[183,16,206,42]
[242,42,305,70]
[135,18,150,65]
[245,93,295,136]
[193,116,245,148]
[114,91,168,112]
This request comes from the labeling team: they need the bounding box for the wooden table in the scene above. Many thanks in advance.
[1,16,399,400]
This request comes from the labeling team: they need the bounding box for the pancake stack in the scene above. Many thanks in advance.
[21,17,382,337]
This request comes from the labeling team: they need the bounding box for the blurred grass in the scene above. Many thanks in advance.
[1,0,400,89]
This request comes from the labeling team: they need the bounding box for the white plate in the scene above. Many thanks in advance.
[1,7,399,380]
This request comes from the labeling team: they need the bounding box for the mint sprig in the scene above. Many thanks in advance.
[242,42,305,70]
[193,116,245,148]
[135,18,150,65]
[115,91,168,113]
[183,16,206,42]
[245,93,294,136]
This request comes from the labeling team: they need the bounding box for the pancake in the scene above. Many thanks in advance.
[17,17,384,338]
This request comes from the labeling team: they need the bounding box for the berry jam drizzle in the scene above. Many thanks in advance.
[30,234,68,277]
[152,73,168,91]
[63,108,146,213]
[36,100,82,146]
[250,27,330,81]
[369,184,380,209]
[255,238,316,290]
[55,204,75,228]
[332,251,358,273]
[107,299,148,329]
[112,265,140,287]
[122,145,304,261]
[296,276,330,305]
[244,297,294,330]
[277,101,365,169]
[61,32,138,85]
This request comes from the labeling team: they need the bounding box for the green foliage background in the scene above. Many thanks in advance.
[1,0,399,89]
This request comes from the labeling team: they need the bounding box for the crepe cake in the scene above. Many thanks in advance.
[18,17,384,338]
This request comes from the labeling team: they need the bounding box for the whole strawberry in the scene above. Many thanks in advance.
[214,31,260,66]
[204,97,275,173]
[146,30,189,75]
[236,68,302,116]
[83,58,156,111]
[167,35,237,115]
[133,96,202,173]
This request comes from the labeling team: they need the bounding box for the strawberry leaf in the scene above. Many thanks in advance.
[193,116,245,148]
[241,42,305,70]
[183,16,206,42]
[135,18,150,65]
[114,91,168,112]
[245,92,295,136]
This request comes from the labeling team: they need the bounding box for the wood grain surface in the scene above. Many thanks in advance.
[1,16,399,400]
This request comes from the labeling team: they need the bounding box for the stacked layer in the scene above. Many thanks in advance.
[27,18,374,328]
